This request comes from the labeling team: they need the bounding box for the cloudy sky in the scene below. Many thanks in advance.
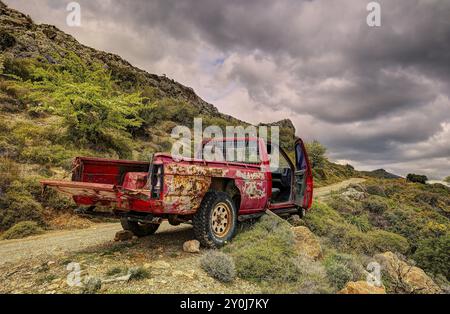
[5,0,450,178]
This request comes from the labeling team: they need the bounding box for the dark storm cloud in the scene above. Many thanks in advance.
[4,0,450,178]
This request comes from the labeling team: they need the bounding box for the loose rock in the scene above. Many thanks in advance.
[183,240,201,253]
[287,214,305,227]
[338,281,386,294]
[342,188,366,201]
[292,226,322,260]
[114,230,133,242]
[374,252,441,294]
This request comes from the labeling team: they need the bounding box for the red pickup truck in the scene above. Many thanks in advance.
[42,137,313,248]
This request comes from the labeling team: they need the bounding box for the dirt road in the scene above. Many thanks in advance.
[0,222,187,266]
[0,178,364,266]
[314,178,366,200]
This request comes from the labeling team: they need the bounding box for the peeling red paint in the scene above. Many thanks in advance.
[41,138,314,220]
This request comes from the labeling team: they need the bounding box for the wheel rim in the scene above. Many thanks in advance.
[211,202,232,237]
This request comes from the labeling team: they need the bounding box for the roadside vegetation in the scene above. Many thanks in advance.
[0,3,448,294]
[0,220,44,239]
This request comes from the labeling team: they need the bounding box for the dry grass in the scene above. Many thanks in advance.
[48,213,93,230]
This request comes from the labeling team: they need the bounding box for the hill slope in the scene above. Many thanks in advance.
[0,0,297,232]
[0,2,448,294]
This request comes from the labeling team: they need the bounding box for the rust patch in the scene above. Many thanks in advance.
[164,174,211,213]
[236,170,265,181]
[242,180,265,200]
[165,163,228,178]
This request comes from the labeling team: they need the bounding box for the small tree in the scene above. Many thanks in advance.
[406,174,428,184]
[444,176,450,183]
[305,140,327,168]
[11,52,143,158]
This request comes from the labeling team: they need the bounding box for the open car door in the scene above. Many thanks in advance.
[293,138,314,210]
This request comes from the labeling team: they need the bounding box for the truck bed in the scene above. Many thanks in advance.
[42,157,150,206]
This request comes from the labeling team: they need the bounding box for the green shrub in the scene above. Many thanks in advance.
[18,145,72,165]
[81,277,102,294]
[106,266,128,277]
[363,196,388,214]
[324,260,353,290]
[323,252,365,290]
[0,32,16,51]
[9,53,143,158]
[0,157,20,190]
[305,140,327,169]
[294,255,332,294]
[0,189,44,231]
[365,229,410,255]
[413,234,450,280]
[407,174,428,184]
[327,195,361,213]
[1,221,44,240]
[366,185,386,197]
[200,251,236,283]
[139,98,199,129]
[414,192,439,207]
[2,56,33,80]
[305,202,410,256]
[128,266,150,281]
[444,176,450,184]
[224,215,300,283]
[347,214,372,232]
[382,207,423,243]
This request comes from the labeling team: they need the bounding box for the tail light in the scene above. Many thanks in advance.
[149,164,163,199]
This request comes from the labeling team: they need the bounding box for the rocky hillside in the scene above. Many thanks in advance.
[0,1,234,119]
[0,1,296,232]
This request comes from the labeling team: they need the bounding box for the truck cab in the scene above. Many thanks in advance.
[42,137,313,248]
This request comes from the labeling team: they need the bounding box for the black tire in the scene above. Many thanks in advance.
[120,217,160,237]
[193,191,238,248]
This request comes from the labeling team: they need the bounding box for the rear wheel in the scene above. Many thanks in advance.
[120,218,160,237]
[193,191,237,248]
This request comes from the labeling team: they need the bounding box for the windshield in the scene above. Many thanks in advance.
[200,139,261,164]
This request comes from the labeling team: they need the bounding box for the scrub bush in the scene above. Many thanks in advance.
[413,234,450,280]
[200,251,236,283]
[0,188,44,231]
[1,221,44,239]
[366,185,386,197]
[224,214,300,283]
[406,174,428,184]
[128,267,150,281]
[363,196,388,214]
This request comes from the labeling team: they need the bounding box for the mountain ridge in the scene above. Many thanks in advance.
[0,0,278,129]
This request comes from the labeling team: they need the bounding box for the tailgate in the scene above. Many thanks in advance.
[41,180,118,203]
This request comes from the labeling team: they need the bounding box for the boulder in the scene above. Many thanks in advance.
[183,240,201,253]
[374,252,442,294]
[292,226,322,260]
[114,230,133,242]
[342,188,366,201]
[338,281,386,294]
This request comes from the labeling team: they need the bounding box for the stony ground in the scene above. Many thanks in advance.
[0,179,363,294]
[0,223,260,294]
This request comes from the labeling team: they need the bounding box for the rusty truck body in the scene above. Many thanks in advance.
[42,137,313,248]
